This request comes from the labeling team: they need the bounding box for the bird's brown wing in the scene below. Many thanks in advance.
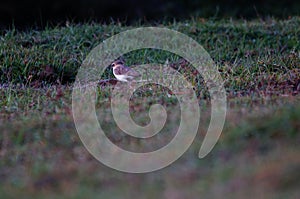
[114,66,140,77]
[126,68,141,77]
[114,66,131,75]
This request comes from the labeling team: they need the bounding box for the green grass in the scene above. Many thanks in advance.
[0,17,300,198]
[1,17,299,87]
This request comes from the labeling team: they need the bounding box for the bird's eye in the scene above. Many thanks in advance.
[111,63,115,67]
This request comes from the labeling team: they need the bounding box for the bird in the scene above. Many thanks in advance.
[111,60,141,82]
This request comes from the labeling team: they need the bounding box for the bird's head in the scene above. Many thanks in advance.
[111,60,125,69]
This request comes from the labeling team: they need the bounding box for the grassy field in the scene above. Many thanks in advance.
[0,17,300,198]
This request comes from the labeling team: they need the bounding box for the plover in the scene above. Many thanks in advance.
[111,60,141,82]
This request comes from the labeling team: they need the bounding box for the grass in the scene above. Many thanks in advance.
[0,17,300,198]
[1,17,299,86]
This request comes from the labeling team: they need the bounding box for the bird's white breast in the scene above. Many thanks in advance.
[114,74,134,82]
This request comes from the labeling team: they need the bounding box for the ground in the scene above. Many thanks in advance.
[0,17,299,198]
